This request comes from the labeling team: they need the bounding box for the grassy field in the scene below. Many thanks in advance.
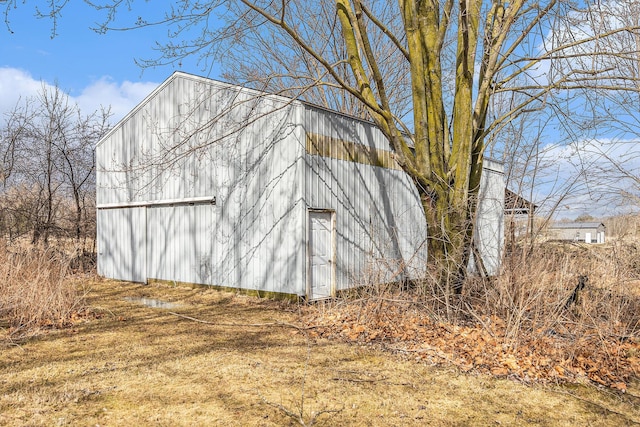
[1,278,639,426]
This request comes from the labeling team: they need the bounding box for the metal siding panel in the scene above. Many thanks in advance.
[198,203,213,283]
[238,100,304,295]
[97,207,146,283]
[474,166,505,275]
[147,206,165,280]
[303,105,430,291]
[171,207,182,282]
[147,204,208,284]
[148,85,306,294]
[185,206,196,283]
[96,209,110,278]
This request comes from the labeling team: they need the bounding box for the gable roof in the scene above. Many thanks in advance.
[504,188,536,215]
[96,71,301,149]
[549,222,605,229]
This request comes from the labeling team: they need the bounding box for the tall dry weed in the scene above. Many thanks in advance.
[0,245,84,337]
[312,239,640,385]
[467,241,640,349]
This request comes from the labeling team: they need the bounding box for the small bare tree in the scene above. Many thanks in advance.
[0,85,110,245]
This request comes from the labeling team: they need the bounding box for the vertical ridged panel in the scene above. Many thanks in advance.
[97,74,306,294]
[475,160,505,275]
[303,106,428,291]
[97,207,146,283]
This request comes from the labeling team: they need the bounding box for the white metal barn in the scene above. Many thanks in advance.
[548,222,606,244]
[96,72,504,300]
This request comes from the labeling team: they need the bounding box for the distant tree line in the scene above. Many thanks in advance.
[0,85,110,248]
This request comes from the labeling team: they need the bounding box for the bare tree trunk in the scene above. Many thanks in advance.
[420,181,479,295]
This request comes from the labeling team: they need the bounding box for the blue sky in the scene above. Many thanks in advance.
[0,1,216,121]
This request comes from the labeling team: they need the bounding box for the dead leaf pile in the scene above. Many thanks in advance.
[302,299,639,391]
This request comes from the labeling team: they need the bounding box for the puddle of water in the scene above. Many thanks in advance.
[124,297,182,309]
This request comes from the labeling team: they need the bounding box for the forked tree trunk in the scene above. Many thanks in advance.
[417,168,483,295]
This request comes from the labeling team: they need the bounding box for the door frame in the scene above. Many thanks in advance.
[306,209,336,300]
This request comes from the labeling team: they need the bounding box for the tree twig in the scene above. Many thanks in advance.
[167,311,322,331]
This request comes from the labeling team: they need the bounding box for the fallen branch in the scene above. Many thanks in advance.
[331,376,414,387]
[463,301,497,338]
[168,311,322,331]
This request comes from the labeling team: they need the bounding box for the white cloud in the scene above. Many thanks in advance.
[75,77,159,122]
[0,67,45,116]
[533,138,640,218]
[0,67,158,124]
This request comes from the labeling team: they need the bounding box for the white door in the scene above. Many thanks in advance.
[309,211,334,300]
[585,232,592,243]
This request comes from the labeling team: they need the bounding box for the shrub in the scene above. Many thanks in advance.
[306,240,640,387]
[0,245,84,337]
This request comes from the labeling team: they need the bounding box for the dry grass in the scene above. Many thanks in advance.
[1,278,639,426]
[0,245,86,338]
[474,240,640,339]
[320,240,640,390]
[498,241,640,342]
